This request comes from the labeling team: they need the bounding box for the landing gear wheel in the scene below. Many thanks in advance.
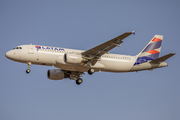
[26,69,31,74]
[26,62,31,74]
[88,68,94,75]
[76,78,83,85]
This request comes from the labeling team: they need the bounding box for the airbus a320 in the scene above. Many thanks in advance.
[5,31,175,85]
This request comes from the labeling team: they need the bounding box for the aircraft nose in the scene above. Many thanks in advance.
[5,51,12,59]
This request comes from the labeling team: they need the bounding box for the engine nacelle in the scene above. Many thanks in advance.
[64,53,83,64]
[47,69,66,80]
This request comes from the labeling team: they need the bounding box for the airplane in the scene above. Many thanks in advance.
[5,31,175,85]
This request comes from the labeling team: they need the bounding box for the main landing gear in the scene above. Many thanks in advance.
[76,78,83,85]
[88,68,94,75]
[65,71,84,85]
[75,68,94,85]
[26,62,31,74]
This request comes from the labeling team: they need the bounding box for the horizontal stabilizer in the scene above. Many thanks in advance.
[150,53,176,63]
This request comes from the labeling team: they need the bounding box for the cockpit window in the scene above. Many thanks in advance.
[13,47,22,49]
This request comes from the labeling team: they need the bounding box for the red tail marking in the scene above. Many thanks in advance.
[152,37,162,42]
[146,50,159,54]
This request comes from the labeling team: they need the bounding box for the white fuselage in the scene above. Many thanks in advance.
[6,45,137,73]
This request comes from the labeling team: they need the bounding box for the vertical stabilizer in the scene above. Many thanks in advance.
[134,35,163,65]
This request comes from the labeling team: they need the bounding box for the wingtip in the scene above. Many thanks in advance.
[132,30,136,35]
[171,53,176,55]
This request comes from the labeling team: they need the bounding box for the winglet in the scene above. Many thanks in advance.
[132,30,136,35]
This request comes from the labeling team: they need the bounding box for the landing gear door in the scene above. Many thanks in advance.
[28,44,34,54]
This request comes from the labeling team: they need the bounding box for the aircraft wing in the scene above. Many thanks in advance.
[81,31,135,65]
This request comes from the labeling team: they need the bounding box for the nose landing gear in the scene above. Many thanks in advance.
[26,69,31,73]
[26,62,31,74]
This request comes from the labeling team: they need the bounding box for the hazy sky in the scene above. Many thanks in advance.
[1,0,180,120]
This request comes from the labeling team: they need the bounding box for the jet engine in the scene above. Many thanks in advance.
[47,69,69,80]
[64,53,83,64]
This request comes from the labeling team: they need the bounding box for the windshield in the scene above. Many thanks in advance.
[13,47,22,49]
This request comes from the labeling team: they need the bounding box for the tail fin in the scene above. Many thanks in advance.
[134,35,163,65]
